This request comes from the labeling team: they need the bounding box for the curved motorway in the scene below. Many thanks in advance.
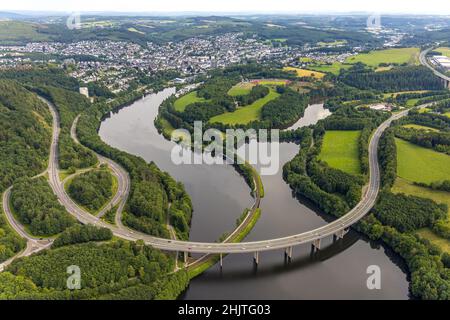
[1,93,413,270]
[51,99,411,255]
[420,48,450,83]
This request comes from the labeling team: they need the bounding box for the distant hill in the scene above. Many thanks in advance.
[0,11,28,20]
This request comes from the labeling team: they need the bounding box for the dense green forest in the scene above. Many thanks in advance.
[339,64,443,92]
[373,191,447,232]
[0,79,52,192]
[261,87,309,128]
[10,177,75,236]
[0,68,98,170]
[0,214,26,263]
[33,85,98,170]
[68,169,114,212]
[52,225,113,248]
[75,71,193,241]
[2,241,188,299]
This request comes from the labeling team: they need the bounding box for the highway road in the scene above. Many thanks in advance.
[70,115,130,218]
[45,97,411,255]
[0,95,413,275]
[420,48,450,83]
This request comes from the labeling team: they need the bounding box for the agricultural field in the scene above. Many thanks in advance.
[392,178,450,213]
[173,91,207,112]
[375,66,393,72]
[209,88,280,125]
[317,40,347,47]
[402,124,439,132]
[393,178,450,252]
[345,47,420,67]
[283,67,325,79]
[127,27,145,35]
[382,90,429,99]
[318,130,362,175]
[0,21,50,42]
[395,138,450,184]
[309,48,420,75]
[308,62,351,75]
[228,82,255,96]
[253,79,289,86]
[416,228,450,253]
[435,47,450,58]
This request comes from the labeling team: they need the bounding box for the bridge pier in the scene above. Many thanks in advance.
[253,252,259,265]
[184,251,188,266]
[311,239,321,252]
[285,247,293,260]
[220,253,223,269]
[334,228,349,241]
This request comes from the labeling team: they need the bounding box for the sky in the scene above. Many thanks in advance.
[2,0,450,15]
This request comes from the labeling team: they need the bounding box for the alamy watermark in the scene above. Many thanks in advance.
[170,121,280,176]
[67,265,81,290]
[66,12,81,30]
[367,13,382,30]
[366,265,381,290]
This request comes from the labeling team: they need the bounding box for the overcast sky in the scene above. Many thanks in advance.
[2,0,450,15]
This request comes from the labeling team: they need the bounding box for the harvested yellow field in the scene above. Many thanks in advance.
[283,67,325,79]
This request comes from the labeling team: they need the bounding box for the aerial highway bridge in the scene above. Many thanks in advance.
[1,95,413,271]
[420,48,450,89]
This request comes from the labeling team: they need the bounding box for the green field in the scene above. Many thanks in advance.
[445,112,450,118]
[317,40,347,47]
[254,80,289,86]
[402,124,440,132]
[345,48,420,67]
[308,48,420,75]
[209,89,280,125]
[318,130,362,175]
[308,62,352,75]
[393,178,450,213]
[228,82,255,96]
[416,228,450,252]
[0,21,49,42]
[395,138,450,184]
[435,47,450,58]
[173,91,207,112]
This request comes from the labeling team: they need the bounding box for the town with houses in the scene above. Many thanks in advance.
[0,33,304,93]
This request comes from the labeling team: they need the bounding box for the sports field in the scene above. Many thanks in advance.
[173,91,207,112]
[283,67,325,79]
[395,138,450,184]
[209,89,280,125]
[318,130,362,175]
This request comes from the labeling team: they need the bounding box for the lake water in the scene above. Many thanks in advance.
[99,89,410,300]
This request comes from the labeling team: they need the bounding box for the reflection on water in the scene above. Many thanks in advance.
[285,103,331,131]
[98,90,410,300]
